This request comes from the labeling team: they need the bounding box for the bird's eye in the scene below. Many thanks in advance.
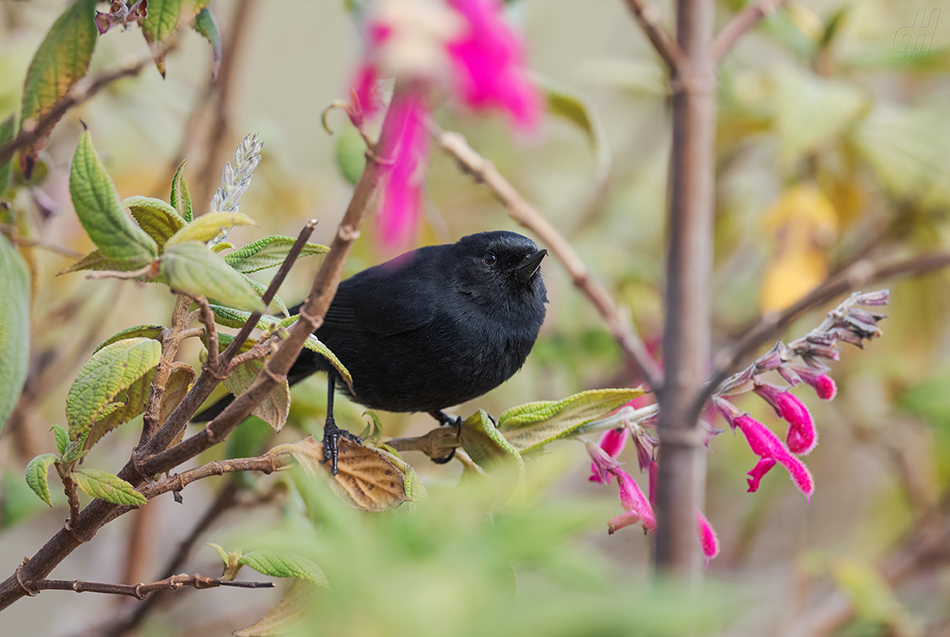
[484,252,497,266]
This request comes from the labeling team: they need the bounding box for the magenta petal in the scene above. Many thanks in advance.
[695,509,720,568]
[611,468,656,531]
[599,427,628,458]
[607,511,642,535]
[351,64,380,122]
[446,0,541,130]
[378,93,429,249]
[778,392,817,455]
[813,374,837,401]
[747,457,777,492]
[774,449,815,500]
[588,428,627,484]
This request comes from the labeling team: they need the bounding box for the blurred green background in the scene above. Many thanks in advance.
[3,0,950,634]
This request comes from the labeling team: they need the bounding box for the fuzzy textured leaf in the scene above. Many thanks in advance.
[69,131,158,264]
[170,160,193,222]
[141,0,209,76]
[73,468,147,506]
[82,369,154,452]
[0,114,14,192]
[241,274,288,315]
[223,236,329,273]
[499,388,645,452]
[460,410,525,506]
[51,425,68,456]
[94,324,166,354]
[238,551,329,586]
[61,250,145,274]
[25,453,58,507]
[122,196,185,248]
[271,436,407,512]
[193,8,221,80]
[165,211,258,247]
[19,0,98,174]
[66,338,162,446]
[0,235,30,431]
[159,241,266,312]
[224,358,290,432]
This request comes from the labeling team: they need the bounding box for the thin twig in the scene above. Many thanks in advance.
[435,126,663,390]
[621,0,689,72]
[0,44,173,170]
[387,428,461,458]
[710,0,790,62]
[138,455,288,501]
[31,573,272,600]
[698,252,950,415]
[193,295,220,370]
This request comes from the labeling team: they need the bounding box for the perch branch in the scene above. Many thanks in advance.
[435,126,663,390]
[621,0,689,72]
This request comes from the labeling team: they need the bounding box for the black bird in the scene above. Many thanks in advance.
[195,230,548,474]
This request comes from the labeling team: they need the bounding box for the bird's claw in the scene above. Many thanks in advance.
[430,412,463,464]
[322,417,362,475]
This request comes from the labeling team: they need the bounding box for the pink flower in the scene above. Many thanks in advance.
[607,468,656,534]
[445,0,540,130]
[378,92,429,248]
[714,399,815,501]
[784,364,838,401]
[696,509,720,569]
[753,383,818,455]
[350,65,381,125]
[588,428,627,484]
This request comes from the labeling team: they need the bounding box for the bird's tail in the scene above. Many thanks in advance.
[192,394,235,423]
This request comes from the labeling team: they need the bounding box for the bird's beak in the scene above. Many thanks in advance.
[516,249,547,283]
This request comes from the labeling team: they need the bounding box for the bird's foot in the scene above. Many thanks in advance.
[322,417,362,475]
[429,410,464,464]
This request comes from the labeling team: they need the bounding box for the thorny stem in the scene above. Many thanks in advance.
[435,126,663,390]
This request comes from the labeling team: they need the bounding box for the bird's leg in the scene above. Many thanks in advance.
[428,410,463,464]
[322,372,361,475]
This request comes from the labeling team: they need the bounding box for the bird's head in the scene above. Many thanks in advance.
[451,231,548,316]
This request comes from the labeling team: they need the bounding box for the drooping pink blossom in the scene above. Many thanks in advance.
[350,64,381,124]
[714,398,815,501]
[445,0,540,130]
[588,428,627,484]
[753,383,818,455]
[785,364,838,401]
[607,468,656,534]
[696,509,720,569]
[377,92,429,248]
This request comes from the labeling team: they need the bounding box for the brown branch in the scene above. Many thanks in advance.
[192,295,220,370]
[29,573,272,600]
[710,0,790,63]
[138,455,288,501]
[387,428,461,459]
[0,85,404,611]
[622,0,689,72]
[0,45,172,170]
[435,127,663,390]
[58,470,82,535]
[698,252,950,414]
[139,295,193,447]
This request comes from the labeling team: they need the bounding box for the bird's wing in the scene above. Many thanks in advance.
[320,258,438,336]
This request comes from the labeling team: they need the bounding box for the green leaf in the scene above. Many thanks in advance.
[223,236,330,274]
[193,8,222,80]
[18,0,98,176]
[0,113,15,193]
[170,160,193,222]
[537,74,611,187]
[303,334,353,393]
[25,453,58,507]
[159,241,266,312]
[166,211,258,247]
[224,357,290,432]
[69,131,158,265]
[238,551,329,587]
[774,66,868,168]
[66,338,162,446]
[60,249,146,274]
[141,0,210,77]
[82,368,154,452]
[335,125,366,185]
[73,468,147,506]
[122,196,186,248]
[498,388,644,453]
[459,410,525,507]
[211,241,233,254]
[241,274,288,315]
[94,324,166,354]
[0,235,30,431]
[51,425,68,456]
[209,305,278,330]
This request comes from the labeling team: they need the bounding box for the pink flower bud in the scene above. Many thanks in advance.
[855,289,889,306]
[786,364,837,401]
[696,509,720,569]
